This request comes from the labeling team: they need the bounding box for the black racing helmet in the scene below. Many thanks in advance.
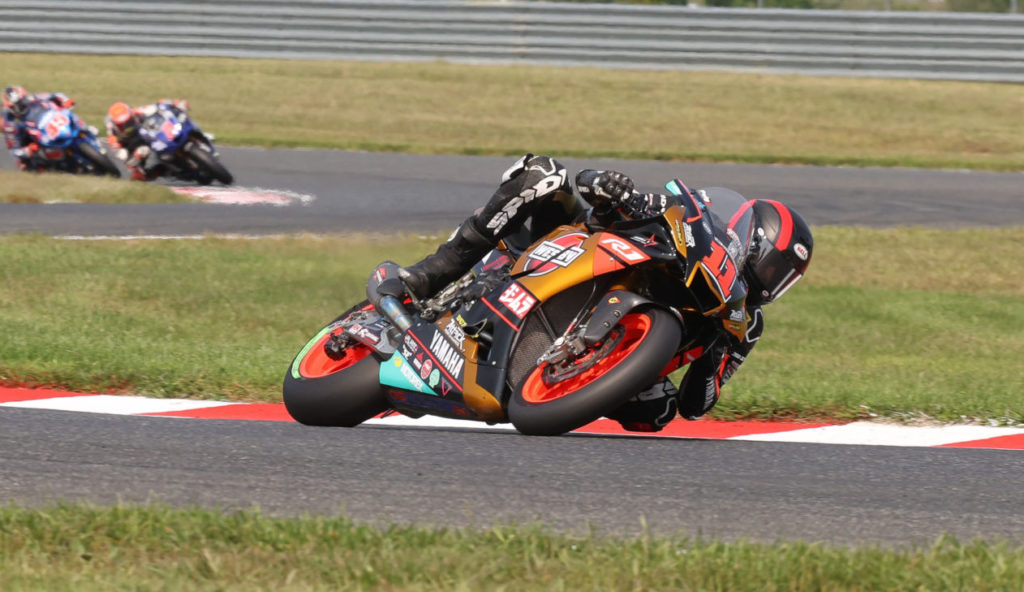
[744,200,813,305]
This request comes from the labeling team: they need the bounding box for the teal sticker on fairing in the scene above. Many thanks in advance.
[379,352,437,396]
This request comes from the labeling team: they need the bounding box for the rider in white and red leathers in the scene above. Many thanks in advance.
[398,154,814,432]
[2,85,76,170]
[105,99,190,180]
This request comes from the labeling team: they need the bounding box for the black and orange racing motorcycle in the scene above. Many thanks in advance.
[283,181,752,436]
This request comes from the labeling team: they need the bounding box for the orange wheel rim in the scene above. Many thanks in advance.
[298,332,371,379]
[520,313,652,404]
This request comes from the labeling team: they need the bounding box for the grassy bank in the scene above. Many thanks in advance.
[0,170,186,204]
[2,504,1022,591]
[0,228,1021,424]
[3,53,1023,171]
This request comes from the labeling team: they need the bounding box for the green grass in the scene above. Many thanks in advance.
[0,170,187,204]
[0,228,1021,424]
[2,504,1022,591]
[3,52,1023,171]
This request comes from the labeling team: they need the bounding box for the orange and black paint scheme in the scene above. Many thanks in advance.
[371,179,750,424]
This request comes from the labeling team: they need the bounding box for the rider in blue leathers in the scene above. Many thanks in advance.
[2,85,75,170]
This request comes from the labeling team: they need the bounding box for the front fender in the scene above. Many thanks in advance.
[583,290,682,346]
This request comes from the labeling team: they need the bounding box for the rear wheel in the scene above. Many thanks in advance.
[509,308,681,436]
[186,143,233,185]
[77,142,121,177]
[282,301,389,426]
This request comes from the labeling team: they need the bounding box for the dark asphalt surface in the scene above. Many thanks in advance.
[2,146,1022,545]
[3,407,1023,545]
[1,146,1022,235]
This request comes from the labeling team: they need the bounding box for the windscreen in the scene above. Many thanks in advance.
[695,187,755,271]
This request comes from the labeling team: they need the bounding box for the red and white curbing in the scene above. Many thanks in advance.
[170,186,315,206]
[2,387,1022,450]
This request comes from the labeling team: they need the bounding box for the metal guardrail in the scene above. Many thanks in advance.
[1,0,1022,83]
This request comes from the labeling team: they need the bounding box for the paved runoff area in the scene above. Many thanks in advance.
[2,387,1022,450]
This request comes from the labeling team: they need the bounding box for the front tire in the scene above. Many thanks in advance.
[77,142,121,177]
[186,144,233,185]
[283,301,389,426]
[508,308,681,436]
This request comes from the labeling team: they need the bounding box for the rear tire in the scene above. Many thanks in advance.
[77,142,121,177]
[283,301,389,426]
[508,308,681,436]
[186,144,233,185]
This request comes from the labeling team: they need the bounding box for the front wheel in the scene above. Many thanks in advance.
[282,301,389,426]
[77,142,121,177]
[509,308,681,436]
[186,143,233,185]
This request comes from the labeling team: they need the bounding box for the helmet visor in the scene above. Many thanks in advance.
[751,241,803,303]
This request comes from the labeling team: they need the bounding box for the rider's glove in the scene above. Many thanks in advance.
[576,169,636,212]
[623,192,668,219]
[12,143,38,160]
[127,145,151,166]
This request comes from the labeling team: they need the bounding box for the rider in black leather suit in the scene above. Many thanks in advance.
[399,154,813,431]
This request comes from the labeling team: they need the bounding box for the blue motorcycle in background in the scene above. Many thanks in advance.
[138,103,233,185]
[23,103,120,177]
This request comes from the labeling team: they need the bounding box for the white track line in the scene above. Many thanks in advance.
[2,395,234,415]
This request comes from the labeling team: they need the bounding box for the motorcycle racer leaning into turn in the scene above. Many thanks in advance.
[105,99,190,181]
[393,154,814,432]
[2,84,76,171]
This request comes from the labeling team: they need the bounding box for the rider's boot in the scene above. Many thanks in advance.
[399,154,571,300]
[399,219,494,300]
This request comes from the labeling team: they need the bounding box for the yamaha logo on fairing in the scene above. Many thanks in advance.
[429,330,465,380]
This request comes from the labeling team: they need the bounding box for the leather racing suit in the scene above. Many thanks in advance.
[2,92,75,170]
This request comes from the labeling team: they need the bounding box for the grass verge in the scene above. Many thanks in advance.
[0,228,1021,424]
[0,170,186,204]
[3,52,1023,171]
[2,504,1022,592]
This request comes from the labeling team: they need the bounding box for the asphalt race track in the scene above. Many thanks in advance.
[1,146,1023,235]
[1,147,1023,545]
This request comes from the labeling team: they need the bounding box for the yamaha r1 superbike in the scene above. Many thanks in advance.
[284,181,754,436]
[23,103,120,176]
[138,103,233,185]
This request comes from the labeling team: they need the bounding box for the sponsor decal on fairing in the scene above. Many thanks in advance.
[599,235,649,263]
[444,318,466,351]
[497,283,537,319]
[429,330,466,381]
[524,233,588,276]
[378,353,435,395]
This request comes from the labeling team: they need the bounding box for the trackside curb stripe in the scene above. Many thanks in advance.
[1,387,1022,450]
